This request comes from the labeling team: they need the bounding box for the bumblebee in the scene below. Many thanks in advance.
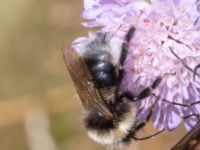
[64,26,162,147]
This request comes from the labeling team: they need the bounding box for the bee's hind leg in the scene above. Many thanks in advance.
[131,95,165,140]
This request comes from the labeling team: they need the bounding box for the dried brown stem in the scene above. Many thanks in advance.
[171,122,200,150]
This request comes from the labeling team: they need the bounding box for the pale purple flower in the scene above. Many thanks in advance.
[74,0,200,132]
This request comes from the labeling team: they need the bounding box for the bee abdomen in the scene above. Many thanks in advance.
[84,50,117,88]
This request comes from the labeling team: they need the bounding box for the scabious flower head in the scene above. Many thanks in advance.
[74,0,200,132]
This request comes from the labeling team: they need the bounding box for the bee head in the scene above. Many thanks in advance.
[83,101,137,146]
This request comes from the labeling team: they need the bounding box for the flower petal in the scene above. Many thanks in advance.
[165,105,182,131]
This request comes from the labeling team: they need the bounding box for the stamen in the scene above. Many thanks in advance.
[193,64,200,81]
[162,98,200,107]
[168,35,193,51]
[169,47,200,78]
[182,114,200,120]
[194,17,199,26]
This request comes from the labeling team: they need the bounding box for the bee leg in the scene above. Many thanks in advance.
[119,26,136,66]
[132,129,165,140]
[119,91,135,101]
[131,94,164,140]
[134,108,153,132]
[131,110,165,140]
[118,26,136,83]
[119,77,162,102]
[134,76,162,101]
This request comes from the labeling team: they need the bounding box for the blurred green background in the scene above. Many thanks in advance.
[0,0,187,150]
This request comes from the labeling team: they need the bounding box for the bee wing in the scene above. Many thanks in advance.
[63,46,113,119]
